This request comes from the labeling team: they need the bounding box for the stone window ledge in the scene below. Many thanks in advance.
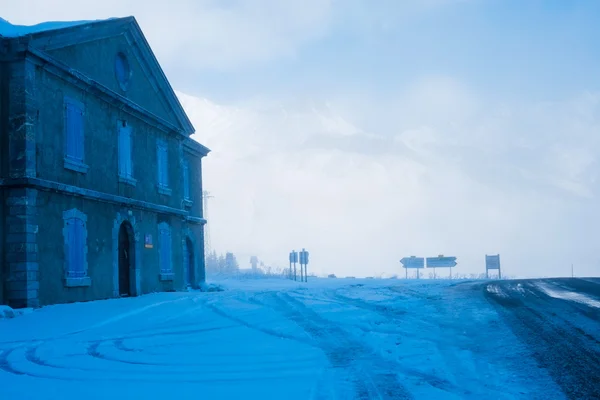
[64,158,89,174]
[182,199,193,208]
[119,175,137,187]
[159,272,174,281]
[65,276,92,287]
[157,185,172,196]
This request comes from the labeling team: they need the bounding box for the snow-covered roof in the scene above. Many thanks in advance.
[0,17,111,38]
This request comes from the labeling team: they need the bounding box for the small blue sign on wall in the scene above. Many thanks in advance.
[144,234,153,249]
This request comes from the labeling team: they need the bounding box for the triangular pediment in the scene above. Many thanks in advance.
[23,17,194,135]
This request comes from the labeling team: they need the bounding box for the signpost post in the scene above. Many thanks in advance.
[426,256,457,278]
[289,250,298,281]
[485,254,501,279]
[400,256,425,279]
[299,249,309,282]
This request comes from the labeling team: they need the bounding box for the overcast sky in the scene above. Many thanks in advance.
[3,0,600,278]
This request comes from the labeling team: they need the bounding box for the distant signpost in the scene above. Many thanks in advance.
[289,249,309,282]
[289,250,298,281]
[426,255,457,279]
[485,254,501,279]
[400,256,425,279]
[299,249,309,282]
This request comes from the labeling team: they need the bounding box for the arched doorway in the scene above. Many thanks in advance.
[184,237,194,287]
[118,221,134,296]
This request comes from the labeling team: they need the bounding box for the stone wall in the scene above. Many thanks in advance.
[3,58,40,308]
[1,39,207,307]
[0,55,5,305]
[46,34,180,138]
[34,63,190,212]
[35,190,194,306]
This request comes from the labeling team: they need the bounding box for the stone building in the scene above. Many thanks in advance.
[0,16,209,308]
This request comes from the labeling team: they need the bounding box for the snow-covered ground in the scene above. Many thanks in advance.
[0,278,578,399]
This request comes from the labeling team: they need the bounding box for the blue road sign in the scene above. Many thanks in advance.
[299,249,309,264]
[426,256,457,268]
[486,254,500,270]
[400,257,425,269]
[289,251,298,264]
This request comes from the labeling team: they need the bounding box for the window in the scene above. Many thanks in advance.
[115,52,131,91]
[158,222,173,281]
[118,121,136,185]
[183,160,190,201]
[64,98,89,173]
[63,208,91,287]
[157,138,171,195]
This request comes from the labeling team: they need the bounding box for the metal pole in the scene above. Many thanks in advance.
[571,264,574,278]
[433,268,436,279]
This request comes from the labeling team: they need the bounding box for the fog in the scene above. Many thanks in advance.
[5,0,600,278]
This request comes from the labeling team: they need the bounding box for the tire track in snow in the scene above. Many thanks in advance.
[262,291,412,400]
[426,283,531,399]
[0,295,199,347]
[203,300,316,347]
[325,286,488,398]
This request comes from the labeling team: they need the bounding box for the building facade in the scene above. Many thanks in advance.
[0,17,209,308]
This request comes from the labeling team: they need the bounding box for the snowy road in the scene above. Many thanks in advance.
[0,278,597,399]
[485,278,600,400]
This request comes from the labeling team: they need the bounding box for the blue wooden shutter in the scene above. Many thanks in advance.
[157,143,164,186]
[160,228,171,272]
[75,107,84,161]
[183,162,190,199]
[118,127,125,176]
[166,229,171,272]
[125,127,132,177]
[66,219,74,276]
[75,219,85,277]
[182,243,189,283]
[65,104,76,159]
[66,103,84,161]
[119,126,132,177]
[159,228,165,271]
[161,146,168,186]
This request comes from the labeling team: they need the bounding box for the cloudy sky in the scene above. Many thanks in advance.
[3,0,600,278]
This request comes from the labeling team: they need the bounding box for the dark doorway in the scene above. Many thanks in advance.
[118,222,133,297]
[185,238,194,287]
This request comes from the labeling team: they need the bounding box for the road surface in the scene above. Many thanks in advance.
[0,277,598,399]
[484,278,600,400]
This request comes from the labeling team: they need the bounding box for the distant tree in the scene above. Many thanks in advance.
[205,251,219,275]
[224,252,239,273]
[217,254,226,272]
